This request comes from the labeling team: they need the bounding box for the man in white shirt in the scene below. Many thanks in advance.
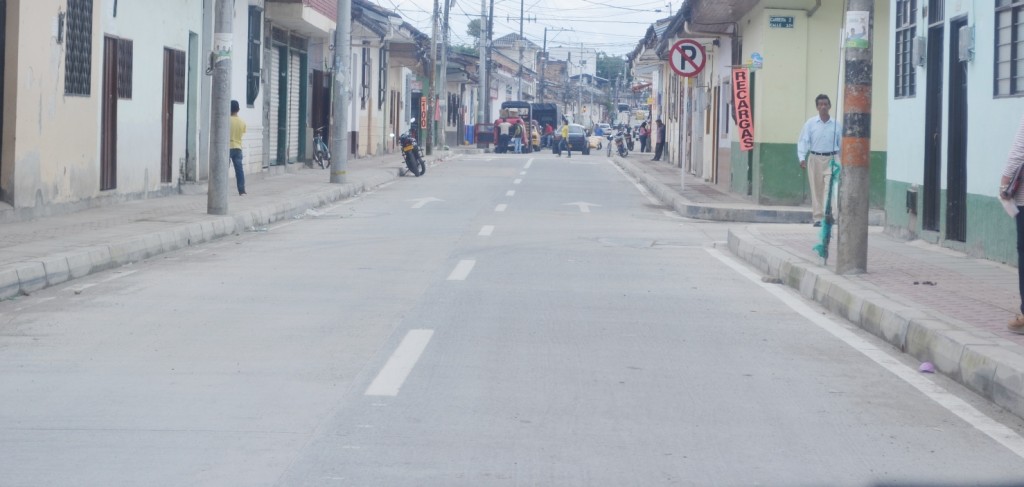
[797,94,842,227]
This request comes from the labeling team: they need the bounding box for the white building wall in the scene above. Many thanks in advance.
[103,0,204,192]
[887,1,1024,195]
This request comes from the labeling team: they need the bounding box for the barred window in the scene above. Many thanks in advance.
[246,6,263,106]
[64,0,93,96]
[996,0,1024,96]
[360,46,370,109]
[166,48,185,103]
[116,38,132,99]
[894,0,917,98]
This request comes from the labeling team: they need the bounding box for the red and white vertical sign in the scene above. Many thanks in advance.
[732,68,754,152]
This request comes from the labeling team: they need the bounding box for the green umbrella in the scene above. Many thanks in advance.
[813,157,841,263]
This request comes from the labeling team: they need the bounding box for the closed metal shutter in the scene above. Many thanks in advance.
[268,46,279,164]
[288,51,300,162]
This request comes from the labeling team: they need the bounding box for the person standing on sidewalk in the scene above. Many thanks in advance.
[638,121,650,153]
[229,100,247,196]
[797,94,842,227]
[651,119,666,161]
[999,115,1024,334]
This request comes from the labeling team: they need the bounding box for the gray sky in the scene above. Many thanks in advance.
[373,0,677,57]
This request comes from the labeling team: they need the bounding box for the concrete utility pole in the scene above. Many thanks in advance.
[208,0,233,215]
[440,0,451,148]
[479,0,487,123]
[836,0,873,274]
[516,0,524,100]
[427,0,438,155]
[331,0,351,183]
[486,0,495,119]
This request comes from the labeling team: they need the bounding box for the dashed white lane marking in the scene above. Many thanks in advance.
[706,247,1024,461]
[479,225,495,236]
[495,204,508,212]
[513,178,523,185]
[507,190,516,197]
[364,329,434,396]
[524,159,533,169]
[520,171,527,175]
[447,260,476,281]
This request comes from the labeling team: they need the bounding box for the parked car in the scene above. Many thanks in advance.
[554,124,590,155]
[596,123,611,135]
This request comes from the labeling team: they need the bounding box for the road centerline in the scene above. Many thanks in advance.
[364,329,435,396]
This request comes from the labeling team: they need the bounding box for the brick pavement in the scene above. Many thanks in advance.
[751,225,1024,347]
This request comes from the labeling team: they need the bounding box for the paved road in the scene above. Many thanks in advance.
[2,152,1023,486]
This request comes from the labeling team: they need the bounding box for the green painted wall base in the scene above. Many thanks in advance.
[731,142,886,208]
[885,180,1018,264]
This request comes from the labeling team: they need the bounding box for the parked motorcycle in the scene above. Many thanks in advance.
[392,118,426,177]
[613,130,629,157]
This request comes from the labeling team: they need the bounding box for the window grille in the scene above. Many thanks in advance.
[361,46,370,109]
[996,0,1024,96]
[246,6,262,106]
[116,38,132,99]
[170,49,185,103]
[64,0,93,96]
[378,46,388,110]
[894,0,917,98]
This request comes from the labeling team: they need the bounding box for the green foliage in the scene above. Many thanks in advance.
[452,45,479,57]
[596,52,626,82]
[467,19,482,40]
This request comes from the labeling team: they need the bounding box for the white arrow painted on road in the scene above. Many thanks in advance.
[565,202,601,213]
[408,197,443,209]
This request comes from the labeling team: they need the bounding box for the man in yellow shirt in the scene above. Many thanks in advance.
[230,100,247,195]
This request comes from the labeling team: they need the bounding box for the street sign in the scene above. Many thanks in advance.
[668,39,706,78]
[770,16,794,28]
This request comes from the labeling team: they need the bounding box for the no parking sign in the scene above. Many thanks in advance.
[668,39,706,78]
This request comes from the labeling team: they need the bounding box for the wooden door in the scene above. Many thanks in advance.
[101,36,118,191]
[161,48,174,183]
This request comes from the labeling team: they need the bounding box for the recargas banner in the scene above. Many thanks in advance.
[732,68,754,152]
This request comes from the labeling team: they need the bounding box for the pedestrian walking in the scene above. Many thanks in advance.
[797,94,842,227]
[651,119,666,161]
[229,100,247,196]
[999,114,1024,334]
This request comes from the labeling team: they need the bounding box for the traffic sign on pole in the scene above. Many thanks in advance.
[668,39,706,78]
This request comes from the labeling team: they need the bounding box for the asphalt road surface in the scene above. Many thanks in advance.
[2,153,1024,486]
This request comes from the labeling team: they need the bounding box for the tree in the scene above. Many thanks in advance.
[467,18,482,42]
[596,52,625,82]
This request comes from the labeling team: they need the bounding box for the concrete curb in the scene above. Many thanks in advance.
[0,165,410,301]
[612,157,813,223]
[726,226,1024,420]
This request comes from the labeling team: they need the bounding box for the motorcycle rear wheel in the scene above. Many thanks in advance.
[405,153,425,176]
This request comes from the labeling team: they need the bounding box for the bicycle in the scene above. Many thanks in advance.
[312,126,331,169]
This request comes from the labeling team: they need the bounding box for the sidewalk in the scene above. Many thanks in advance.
[618,156,1024,420]
[0,150,453,301]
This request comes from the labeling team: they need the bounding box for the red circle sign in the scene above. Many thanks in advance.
[669,39,706,78]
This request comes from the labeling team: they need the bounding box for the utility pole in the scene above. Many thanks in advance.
[426,0,439,155]
[479,0,487,123]
[539,28,570,104]
[486,0,495,119]
[836,0,873,274]
[330,0,351,183]
[208,0,233,215]
[516,0,524,100]
[440,0,451,149]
